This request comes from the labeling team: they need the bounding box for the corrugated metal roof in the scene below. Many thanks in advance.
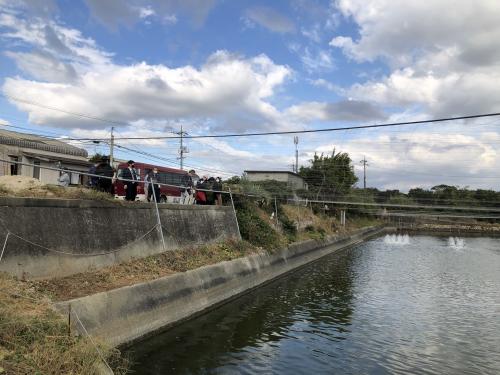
[0,129,88,157]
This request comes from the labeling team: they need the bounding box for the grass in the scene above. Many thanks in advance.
[0,183,118,202]
[0,273,128,375]
[33,239,262,301]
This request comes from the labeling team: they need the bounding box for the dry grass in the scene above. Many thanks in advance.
[33,240,262,301]
[0,273,128,374]
[282,205,337,232]
[0,183,119,202]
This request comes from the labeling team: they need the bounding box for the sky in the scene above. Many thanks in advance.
[1,0,500,191]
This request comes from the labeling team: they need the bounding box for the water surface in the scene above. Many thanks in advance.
[129,235,500,374]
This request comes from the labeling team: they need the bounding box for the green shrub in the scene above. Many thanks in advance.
[236,204,282,250]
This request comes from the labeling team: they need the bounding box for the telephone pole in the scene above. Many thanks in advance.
[176,125,188,170]
[360,156,368,189]
[109,127,114,167]
[294,136,299,173]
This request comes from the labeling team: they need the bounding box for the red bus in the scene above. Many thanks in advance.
[114,162,188,202]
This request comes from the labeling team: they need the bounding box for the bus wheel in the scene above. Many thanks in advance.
[160,195,167,203]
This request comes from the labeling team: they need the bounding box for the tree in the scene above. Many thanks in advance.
[89,153,108,163]
[299,150,358,200]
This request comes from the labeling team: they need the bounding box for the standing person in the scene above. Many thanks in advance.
[88,162,99,188]
[146,168,161,202]
[58,168,70,187]
[195,176,207,205]
[95,157,114,194]
[180,172,192,204]
[121,160,139,201]
[205,177,216,205]
[187,170,199,204]
[214,177,223,206]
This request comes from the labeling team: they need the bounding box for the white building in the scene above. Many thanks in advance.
[244,170,308,190]
[0,129,90,185]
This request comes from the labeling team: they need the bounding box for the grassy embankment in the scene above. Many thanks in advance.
[0,274,128,375]
[0,183,116,201]
[33,202,379,301]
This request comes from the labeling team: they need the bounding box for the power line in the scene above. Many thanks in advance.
[4,93,500,140]
[64,111,500,140]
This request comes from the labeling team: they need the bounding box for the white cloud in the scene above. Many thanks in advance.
[0,118,10,125]
[0,13,113,70]
[330,0,500,117]
[5,50,77,82]
[301,24,321,43]
[138,6,155,19]
[83,0,216,29]
[3,51,291,129]
[309,78,341,92]
[286,100,386,122]
[163,14,177,25]
[243,6,295,33]
[316,128,500,191]
[301,47,335,72]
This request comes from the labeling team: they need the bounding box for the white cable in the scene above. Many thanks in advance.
[71,309,114,374]
[0,231,10,263]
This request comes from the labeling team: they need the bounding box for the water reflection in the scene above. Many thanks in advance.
[129,235,500,375]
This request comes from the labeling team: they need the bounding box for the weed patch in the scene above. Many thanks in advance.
[0,274,128,374]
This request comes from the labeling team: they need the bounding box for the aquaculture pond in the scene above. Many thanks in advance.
[128,235,500,375]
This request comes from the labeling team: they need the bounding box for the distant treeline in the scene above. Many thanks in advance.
[347,185,500,207]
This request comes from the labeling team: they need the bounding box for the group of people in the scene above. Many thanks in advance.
[88,157,116,195]
[72,158,224,205]
[186,171,223,205]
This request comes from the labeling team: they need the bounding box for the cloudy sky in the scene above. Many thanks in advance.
[1,0,500,191]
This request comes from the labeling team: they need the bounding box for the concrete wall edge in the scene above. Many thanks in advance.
[55,225,387,348]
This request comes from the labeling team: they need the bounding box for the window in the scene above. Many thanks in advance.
[9,156,18,176]
[70,172,80,185]
[158,172,183,186]
[33,161,40,180]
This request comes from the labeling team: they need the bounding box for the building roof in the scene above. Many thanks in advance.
[244,170,303,178]
[0,129,88,157]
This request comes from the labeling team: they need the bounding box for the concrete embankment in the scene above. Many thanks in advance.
[399,223,500,235]
[0,197,239,279]
[56,225,385,348]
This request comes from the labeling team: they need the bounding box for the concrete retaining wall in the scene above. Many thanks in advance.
[55,225,385,348]
[0,197,239,279]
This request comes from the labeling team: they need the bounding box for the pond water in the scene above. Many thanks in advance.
[128,235,500,374]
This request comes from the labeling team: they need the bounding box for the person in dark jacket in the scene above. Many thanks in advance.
[121,160,139,201]
[88,162,99,188]
[205,177,216,205]
[95,157,114,194]
[146,168,161,202]
[214,177,223,205]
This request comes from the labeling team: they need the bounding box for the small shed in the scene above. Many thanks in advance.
[244,170,308,190]
[0,129,90,185]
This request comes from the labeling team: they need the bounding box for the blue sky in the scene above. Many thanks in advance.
[1,0,500,190]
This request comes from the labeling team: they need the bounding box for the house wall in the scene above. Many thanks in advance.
[288,174,307,190]
[246,172,290,184]
[0,143,89,185]
[246,172,307,190]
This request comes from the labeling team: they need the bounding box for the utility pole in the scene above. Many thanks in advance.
[110,127,114,167]
[294,136,299,173]
[176,125,188,170]
[360,156,368,189]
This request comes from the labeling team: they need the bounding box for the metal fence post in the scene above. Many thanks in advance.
[151,180,166,250]
[274,197,278,227]
[0,231,9,263]
[229,188,242,240]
